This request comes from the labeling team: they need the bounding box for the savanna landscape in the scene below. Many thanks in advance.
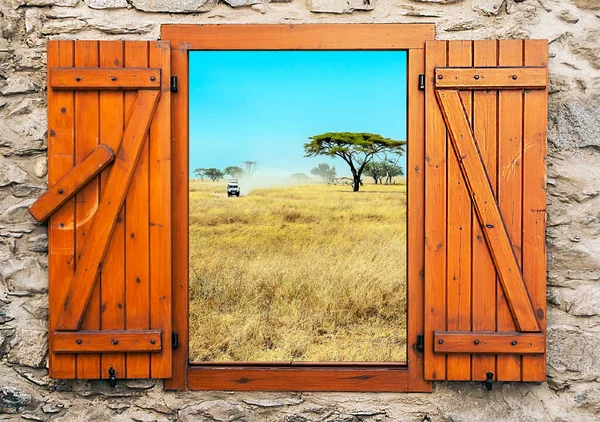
[189,173,407,362]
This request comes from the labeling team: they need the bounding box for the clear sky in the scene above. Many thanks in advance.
[189,51,407,178]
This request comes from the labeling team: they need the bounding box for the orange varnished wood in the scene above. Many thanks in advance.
[161,24,434,392]
[54,330,162,353]
[434,332,545,354]
[496,40,524,381]
[445,40,472,381]
[521,40,548,382]
[29,144,114,222]
[149,41,173,379]
[434,67,546,90]
[471,40,498,381]
[57,90,160,331]
[424,40,448,382]
[162,24,434,50]
[436,89,539,333]
[188,365,409,392]
[124,41,152,379]
[74,40,101,379]
[50,67,160,90]
[99,40,126,379]
[47,40,77,379]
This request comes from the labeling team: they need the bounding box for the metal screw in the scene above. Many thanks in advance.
[474,75,480,80]
[75,76,81,82]
[511,340,517,346]
[474,339,480,345]
[76,339,83,344]
[150,76,156,82]
[110,76,117,81]
[112,339,119,345]
[150,339,156,345]
[486,224,494,229]
[438,74,444,80]
[58,188,64,194]
[438,339,444,344]
[512,75,518,80]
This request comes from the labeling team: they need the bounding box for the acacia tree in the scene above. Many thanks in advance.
[224,166,245,178]
[205,168,224,182]
[365,161,385,184]
[310,163,337,184]
[193,168,207,181]
[242,161,258,177]
[304,132,405,192]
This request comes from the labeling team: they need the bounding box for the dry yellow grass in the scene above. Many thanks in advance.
[189,179,407,362]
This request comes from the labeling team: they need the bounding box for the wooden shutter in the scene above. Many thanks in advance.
[424,40,548,382]
[32,40,172,380]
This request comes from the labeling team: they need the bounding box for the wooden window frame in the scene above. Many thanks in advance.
[161,24,434,392]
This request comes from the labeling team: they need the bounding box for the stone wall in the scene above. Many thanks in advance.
[0,0,599,420]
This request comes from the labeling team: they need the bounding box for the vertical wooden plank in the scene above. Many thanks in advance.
[496,39,523,381]
[149,41,172,378]
[424,40,447,381]
[74,40,101,379]
[99,41,126,379]
[445,40,472,381]
[48,40,77,379]
[522,40,548,382]
[406,48,431,391]
[471,40,499,381]
[124,41,151,378]
[164,46,188,390]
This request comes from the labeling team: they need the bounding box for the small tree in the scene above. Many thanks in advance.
[310,163,337,184]
[382,162,404,184]
[242,161,258,177]
[205,168,224,182]
[305,132,405,192]
[290,173,309,183]
[365,161,385,184]
[224,166,245,178]
[193,168,207,181]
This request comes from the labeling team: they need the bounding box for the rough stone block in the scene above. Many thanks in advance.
[311,0,375,14]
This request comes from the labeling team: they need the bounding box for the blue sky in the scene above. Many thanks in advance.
[189,51,407,178]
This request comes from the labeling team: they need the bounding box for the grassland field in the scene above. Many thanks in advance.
[189,178,407,362]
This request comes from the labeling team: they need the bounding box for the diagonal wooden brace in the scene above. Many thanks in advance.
[29,144,115,222]
[436,89,540,333]
[57,90,160,331]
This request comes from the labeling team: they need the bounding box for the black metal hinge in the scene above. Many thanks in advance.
[418,74,425,91]
[170,76,178,93]
[172,331,179,349]
[414,334,425,353]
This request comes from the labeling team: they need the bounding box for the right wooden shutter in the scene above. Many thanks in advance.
[424,40,548,382]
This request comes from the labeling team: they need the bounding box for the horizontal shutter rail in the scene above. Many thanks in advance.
[29,144,115,222]
[435,66,547,90]
[434,331,545,354]
[57,90,161,331]
[54,330,162,353]
[436,89,540,333]
[50,67,161,90]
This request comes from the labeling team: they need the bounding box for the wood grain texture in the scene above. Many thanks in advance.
[521,40,548,382]
[29,144,114,222]
[445,40,472,381]
[471,40,499,381]
[54,330,162,353]
[436,89,539,333]
[162,24,435,50]
[435,67,546,90]
[434,332,545,354]
[57,90,160,331]
[149,41,172,379]
[74,40,101,380]
[47,40,77,379]
[124,41,151,379]
[188,366,409,392]
[496,40,524,381]
[99,40,126,379]
[50,67,160,90]
[424,40,448,381]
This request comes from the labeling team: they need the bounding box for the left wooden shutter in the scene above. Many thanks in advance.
[37,40,172,380]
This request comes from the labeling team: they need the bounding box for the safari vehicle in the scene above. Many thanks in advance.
[227,179,240,197]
